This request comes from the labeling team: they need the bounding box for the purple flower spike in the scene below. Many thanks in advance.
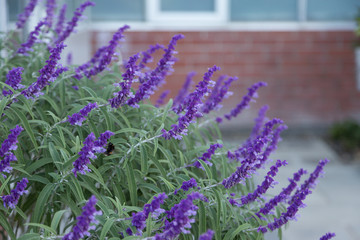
[72,133,96,177]
[55,1,95,44]
[67,102,98,126]
[17,20,46,55]
[256,168,307,218]
[173,71,196,107]
[2,178,28,209]
[220,81,267,122]
[174,178,197,195]
[155,90,170,108]
[62,195,102,240]
[127,34,184,108]
[0,125,23,176]
[239,160,287,206]
[44,0,56,28]
[201,76,237,114]
[199,229,215,240]
[93,131,114,153]
[289,159,329,204]
[72,131,113,177]
[138,44,164,71]
[320,232,336,240]
[162,65,220,140]
[258,188,311,233]
[2,67,25,96]
[251,105,269,139]
[16,0,38,29]
[0,125,23,157]
[22,42,67,99]
[131,193,168,234]
[55,4,67,36]
[155,192,206,240]
[109,53,140,108]
[193,143,223,169]
[223,119,284,188]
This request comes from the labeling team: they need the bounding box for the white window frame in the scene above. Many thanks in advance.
[146,0,228,25]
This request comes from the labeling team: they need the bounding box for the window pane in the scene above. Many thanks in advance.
[308,0,359,21]
[92,0,144,21]
[230,0,298,21]
[7,0,23,21]
[160,0,215,12]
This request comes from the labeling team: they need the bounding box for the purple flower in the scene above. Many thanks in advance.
[174,178,197,195]
[2,178,28,209]
[237,160,287,206]
[255,124,288,169]
[109,53,140,108]
[126,228,133,236]
[72,131,113,177]
[258,188,311,233]
[172,71,196,107]
[256,168,307,218]
[2,67,25,96]
[251,105,269,139]
[155,192,206,240]
[223,119,284,189]
[44,0,56,28]
[218,81,267,122]
[200,76,237,114]
[22,42,68,99]
[155,90,170,108]
[55,1,95,44]
[193,143,223,169]
[199,229,215,240]
[67,102,98,126]
[320,232,336,240]
[162,65,220,140]
[55,4,67,36]
[127,34,184,108]
[289,159,329,204]
[17,20,45,55]
[138,44,164,71]
[62,195,102,240]
[0,125,23,157]
[131,193,167,234]
[16,0,38,29]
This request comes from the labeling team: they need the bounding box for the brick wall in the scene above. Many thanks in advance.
[92,30,360,129]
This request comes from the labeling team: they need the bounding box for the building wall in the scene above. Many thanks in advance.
[92,30,360,128]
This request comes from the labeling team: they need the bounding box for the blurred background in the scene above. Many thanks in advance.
[1,1,360,239]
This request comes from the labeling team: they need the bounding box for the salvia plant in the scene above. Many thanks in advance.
[0,1,335,240]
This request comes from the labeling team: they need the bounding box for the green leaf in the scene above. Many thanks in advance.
[9,108,39,150]
[40,94,61,116]
[31,183,55,224]
[17,233,41,240]
[50,210,67,230]
[25,223,57,235]
[199,201,206,235]
[100,217,115,240]
[0,176,12,194]
[197,159,213,180]
[126,164,138,206]
[161,98,173,124]
[224,223,251,240]
[0,97,9,119]
[0,211,16,239]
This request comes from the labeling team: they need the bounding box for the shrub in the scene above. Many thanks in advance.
[0,1,334,239]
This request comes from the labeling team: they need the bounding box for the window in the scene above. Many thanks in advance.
[307,0,360,21]
[230,0,298,21]
[91,0,145,21]
[160,0,215,12]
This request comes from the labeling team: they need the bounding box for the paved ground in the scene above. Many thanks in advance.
[224,134,360,240]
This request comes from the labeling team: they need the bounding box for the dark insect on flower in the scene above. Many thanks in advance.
[104,142,115,156]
